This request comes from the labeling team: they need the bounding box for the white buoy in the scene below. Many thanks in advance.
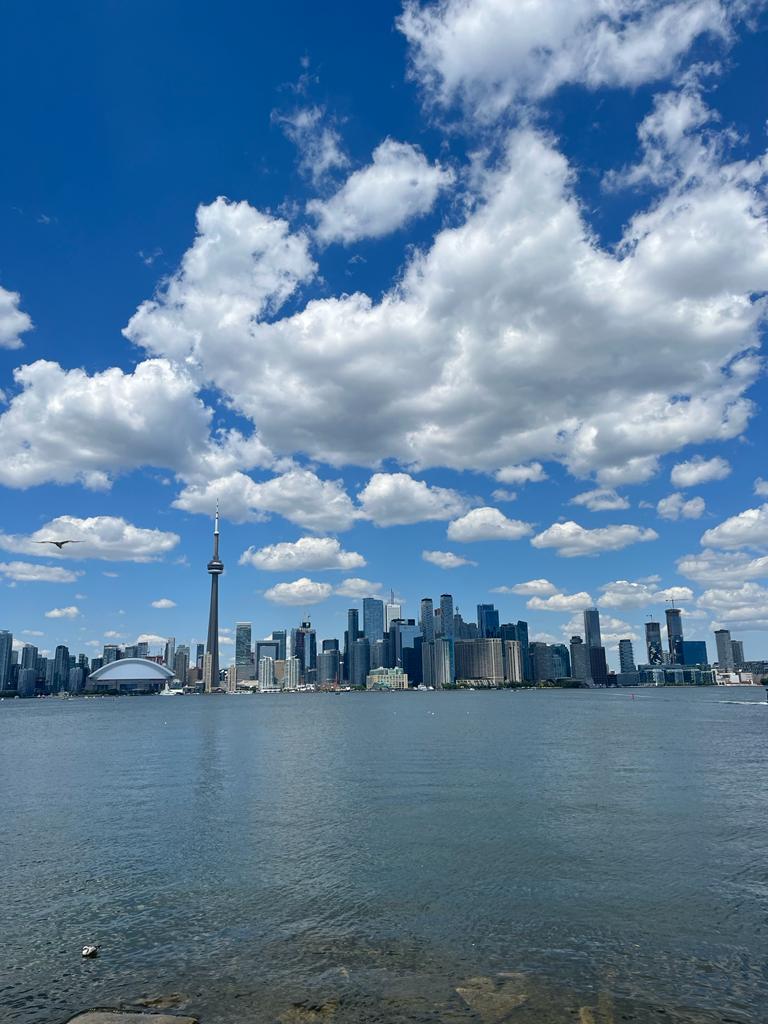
[81,945,99,958]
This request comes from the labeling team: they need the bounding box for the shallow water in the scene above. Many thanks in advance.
[1,687,766,1024]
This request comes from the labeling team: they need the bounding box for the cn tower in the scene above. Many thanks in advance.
[205,501,224,692]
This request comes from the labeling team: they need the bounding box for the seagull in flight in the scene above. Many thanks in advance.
[36,539,84,550]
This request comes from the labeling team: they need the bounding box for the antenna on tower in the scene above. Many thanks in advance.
[214,499,220,534]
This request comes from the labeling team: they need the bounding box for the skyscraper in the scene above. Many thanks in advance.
[645,621,664,665]
[363,597,385,642]
[271,630,287,661]
[731,639,744,667]
[291,620,317,678]
[0,631,12,690]
[419,598,435,642]
[349,636,370,688]
[569,635,589,681]
[440,593,455,683]
[205,503,224,693]
[344,608,360,681]
[235,623,252,666]
[550,643,571,679]
[53,644,70,693]
[164,636,176,669]
[476,604,500,638]
[714,629,734,669]
[584,608,602,649]
[665,607,683,663]
[619,639,636,673]
[385,590,402,631]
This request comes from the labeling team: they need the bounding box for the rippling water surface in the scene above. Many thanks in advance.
[1,687,766,1024]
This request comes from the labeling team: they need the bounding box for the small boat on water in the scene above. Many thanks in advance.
[159,683,183,696]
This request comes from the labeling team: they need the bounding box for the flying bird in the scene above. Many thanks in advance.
[36,540,84,550]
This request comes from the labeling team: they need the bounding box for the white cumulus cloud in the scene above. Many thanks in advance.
[677,548,768,586]
[531,521,658,557]
[657,492,706,520]
[0,285,33,349]
[422,550,477,569]
[0,561,83,584]
[0,516,179,562]
[151,598,176,609]
[700,504,768,550]
[670,455,731,488]
[308,139,454,244]
[359,473,469,526]
[570,488,629,512]
[447,507,533,542]
[495,463,547,485]
[174,469,361,532]
[263,577,334,605]
[45,605,80,619]
[527,591,594,612]
[240,536,365,572]
[753,477,768,497]
[492,579,558,596]
[334,578,384,598]
[399,0,736,118]
[599,579,694,609]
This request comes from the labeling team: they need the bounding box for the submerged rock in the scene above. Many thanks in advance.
[455,975,528,1023]
[66,1013,198,1024]
[277,999,340,1024]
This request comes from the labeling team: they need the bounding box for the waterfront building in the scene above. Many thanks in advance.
[419,598,435,642]
[349,636,370,688]
[731,639,745,667]
[665,608,684,662]
[550,643,571,679]
[369,638,390,670]
[570,635,589,681]
[344,608,360,681]
[20,644,38,672]
[284,657,301,690]
[202,652,214,690]
[53,645,70,693]
[714,629,734,669]
[619,639,636,673]
[18,667,36,697]
[529,642,553,682]
[455,637,504,685]
[258,656,275,689]
[477,604,500,639]
[291,620,317,678]
[205,504,224,693]
[589,646,609,687]
[366,666,408,689]
[363,597,385,642]
[68,667,85,693]
[422,637,452,689]
[681,640,708,666]
[235,623,252,667]
[503,639,523,683]
[440,594,455,682]
[0,630,12,690]
[317,649,341,687]
[645,621,664,665]
[87,657,174,694]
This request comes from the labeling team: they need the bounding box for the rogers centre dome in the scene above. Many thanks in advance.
[86,657,174,694]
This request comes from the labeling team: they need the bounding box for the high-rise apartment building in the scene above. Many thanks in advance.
[258,656,275,688]
[349,636,370,688]
[0,631,12,690]
[619,639,636,673]
[270,631,287,661]
[665,608,684,662]
[317,649,341,687]
[731,639,744,667]
[419,598,435,642]
[714,629,734,669]
[235,623,252,666]
[569,636,589,681]
[164,636,176,669]
[291,620,317,678]
[584,608,602,649]
[550,643,571,679]
[363,598,385,642]
[645,621,664,665]
[344,609,360,681]
[53,645,71,693]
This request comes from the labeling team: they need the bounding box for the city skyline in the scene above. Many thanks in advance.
[1,3,768,662]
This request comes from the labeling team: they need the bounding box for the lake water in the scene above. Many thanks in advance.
[1,687,766,1024]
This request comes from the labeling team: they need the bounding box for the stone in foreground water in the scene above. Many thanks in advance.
[66,1013,198,1024]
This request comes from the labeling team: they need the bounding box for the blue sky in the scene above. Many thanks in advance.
[1,0,768,668]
